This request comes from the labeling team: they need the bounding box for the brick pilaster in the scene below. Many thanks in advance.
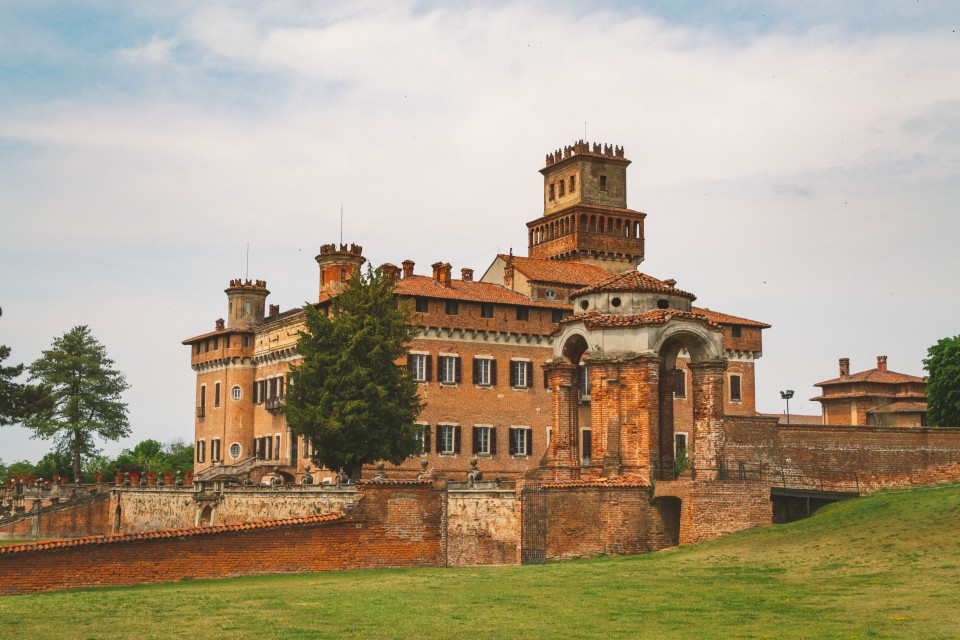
[543,362,579,480]
[688,359,727,480]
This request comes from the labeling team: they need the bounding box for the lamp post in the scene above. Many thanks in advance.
[780,390,795,424]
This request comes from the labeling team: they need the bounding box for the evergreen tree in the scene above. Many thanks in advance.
[285,265,424,481]
[24,326,130,481]
[0,345,48,425]
[924,335,960,427]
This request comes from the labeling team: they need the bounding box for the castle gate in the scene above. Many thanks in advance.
[520,484,546,564]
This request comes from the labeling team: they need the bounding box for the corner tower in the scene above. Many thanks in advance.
[225,279,270,329]
[315,243,366,301]
[527,141,645,274]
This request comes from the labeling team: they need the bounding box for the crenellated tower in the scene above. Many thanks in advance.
[527,141,645,274]
[225,279,270,329]
[315,243,366,302]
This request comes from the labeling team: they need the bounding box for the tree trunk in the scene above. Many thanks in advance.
[348,461,363,483]
[73,448,82,483]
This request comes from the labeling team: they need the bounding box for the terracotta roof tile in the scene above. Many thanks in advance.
[816,369,925,387]
[360,478,433,486]
[542,475,650,489]
[498,255,610,286]
[395,275,569,309]
[563,308,722,331]
[181,327,253,346]
[572,271,697,300]
[866,401,928,414]
[760,413,823,426]
[0,512,344,556]
[693,307,771,329]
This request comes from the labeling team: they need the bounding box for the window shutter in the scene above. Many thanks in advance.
[508,428,517,455]
[279,377,284,397]
[407,354,415,374]
[426,355,433,382]
[526,362,534,388]
[526,429,533,456]
[252,380,258,403]
[543,369,549,389]
[455,357,462,384]
[424,426,431,454]
[490,360,498,386]
[435,426,443,454]
[490,427,497,455]
[472,427,479,454]
[510,362,517,387]
[454,426,461,454]
[275,435,281,460]
[472,358,479,384]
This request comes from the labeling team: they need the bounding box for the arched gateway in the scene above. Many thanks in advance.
[543,271,727,481]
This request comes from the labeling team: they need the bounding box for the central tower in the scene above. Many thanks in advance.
[527,141,645,274]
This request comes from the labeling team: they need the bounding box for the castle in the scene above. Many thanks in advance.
[184,141,770,484]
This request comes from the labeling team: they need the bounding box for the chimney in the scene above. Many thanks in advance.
[440,263,452,287]
[461,268,474,282]
[269,304,279,317]
[664,278,677,287]
[215,318,225,331]
[431,262,443,283]
[380,263,401,284]
[401,260,415,279]
[877,355,888,372]
[839,358,850,378]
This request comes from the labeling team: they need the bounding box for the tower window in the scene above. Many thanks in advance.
[558,180,565,197]
[570,175,576,192]
[732,325,743,338]
[599,175,607,191]
[729,374,742,403]
[415,297,430,313]
[548,184,555,201]
[480,303,494,318]
[340,269,346,283]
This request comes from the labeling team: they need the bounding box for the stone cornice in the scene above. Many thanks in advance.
[192,357,257,373]
[415,326,554,346]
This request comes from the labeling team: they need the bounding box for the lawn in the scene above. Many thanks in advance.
[1,483,958,640]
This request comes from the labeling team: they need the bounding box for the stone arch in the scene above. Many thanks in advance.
[198,505,214,526]
[113,504,122,534]
[557,330,590,365]
[653,324,723,369]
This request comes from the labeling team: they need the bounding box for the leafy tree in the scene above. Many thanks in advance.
[165,440,195,475]
[285,265,424,481]
[0,345,48,425]
[34,450,72,481]
[924,335,960,427]
[24,326,130,481]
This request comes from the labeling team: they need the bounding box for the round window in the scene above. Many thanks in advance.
[231,386,242,401]
[657,299,670,309]
[611,297,622,308]
[546,289,556,300]
[579,300,589,310]
[229,443,241,459]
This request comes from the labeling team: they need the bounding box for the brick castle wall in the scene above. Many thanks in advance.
[447,488,519,566]
[0,492,111,540]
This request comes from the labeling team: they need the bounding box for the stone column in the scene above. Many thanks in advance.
[659,367,680,477]
[688,359,727,480]
[542,361,579,480]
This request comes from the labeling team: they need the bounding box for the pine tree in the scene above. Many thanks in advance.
[285,265,424,481]
[924,335,960,427]
[24,326,130,481]
[0,345,47,426]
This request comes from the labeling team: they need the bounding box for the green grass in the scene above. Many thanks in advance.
[2,484,960,639]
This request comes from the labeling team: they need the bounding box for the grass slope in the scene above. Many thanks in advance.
[1,484,959,640]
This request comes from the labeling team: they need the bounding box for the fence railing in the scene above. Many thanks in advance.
[653,461,860,494]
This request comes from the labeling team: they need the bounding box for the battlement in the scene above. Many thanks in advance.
[227,279,268,291]
[319,243,364,257]
[545,140,626,167]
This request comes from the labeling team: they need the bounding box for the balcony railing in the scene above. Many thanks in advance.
[196,406,205,418]
[265,396,284,413]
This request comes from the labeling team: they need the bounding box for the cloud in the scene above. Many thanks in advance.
[118,34,176,64]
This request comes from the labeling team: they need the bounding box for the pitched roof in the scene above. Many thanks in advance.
[181,327,253,346]
[564,308,722,331]
[816,369,925,387]
[572,271,697,300]
[498,255,611,287]
[867,401,928,414]
[394,275,569,309]
[0,513,344,556]
[693,307,771,329]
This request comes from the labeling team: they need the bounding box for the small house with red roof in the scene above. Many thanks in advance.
[811,356,927,427]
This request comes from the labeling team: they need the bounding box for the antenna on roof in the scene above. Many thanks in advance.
[245,242,249,280]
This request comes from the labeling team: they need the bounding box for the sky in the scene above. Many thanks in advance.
[2,1,959,464]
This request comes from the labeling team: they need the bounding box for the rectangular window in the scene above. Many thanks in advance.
[195,343,201,355]
[225,335,231,349]
[516,307,529,321]
[200,385,206,409]
[204,340,210,353]
[552,310,564,323]
[473,357,496,386]
[578,366,591,399]
[420,424,431,453]
[480,303,494,318]
[211,439,221,463]
[508,427,532,456]
[436,425,460,455]
[599,175,608,191]
[570,175,576,192]
[549,184,555,201]
[510,360,532,388]
[729,374,742,403]
[196,441,205,463]
[732,325,742,338]
[558,180,565,197]
[675,432,688,456]
[302,437,311,459]
[243,335,252,348]
[674,370,687,399]
[275,435,281,460]
[213,337,219,350]
[264,436,272,461]
[445,300,459,315]
[408,353,432,382]
[439,355,461,385]
[472,426,496,456]
[415,297,430,313]
[581,429,592,465]
[214,382,221,407]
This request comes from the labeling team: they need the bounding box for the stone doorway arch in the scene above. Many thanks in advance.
[198,505,214,527]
